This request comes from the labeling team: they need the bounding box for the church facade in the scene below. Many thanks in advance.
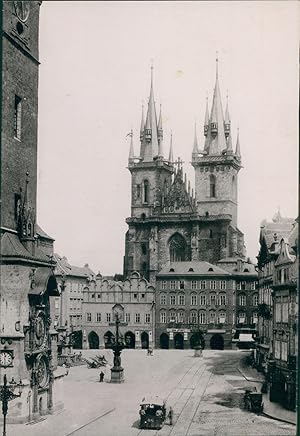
[124,62,245,285]
[0,2,64,423]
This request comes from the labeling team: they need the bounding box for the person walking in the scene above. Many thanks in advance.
[99,371,104,382]
[168,406,173,425]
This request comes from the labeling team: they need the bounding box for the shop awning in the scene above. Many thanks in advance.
[239,334,254,342]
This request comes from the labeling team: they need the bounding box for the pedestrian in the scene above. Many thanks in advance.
[99,371,104,382]
[168,406,173,426]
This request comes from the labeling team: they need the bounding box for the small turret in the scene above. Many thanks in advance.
[158,104,163,157]
[226,130,233,154]
[140,104,145,142]
[224,93,230,138]
[235,128,241,159]
[168,131,174,163]
[192,122,199,156]
[128,129,134,163]
[204,96,209,136]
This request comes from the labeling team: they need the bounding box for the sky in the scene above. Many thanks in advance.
[37,1,299,275]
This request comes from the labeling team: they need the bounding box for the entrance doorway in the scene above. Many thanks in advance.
[88,331,99,349]
[104,331,115,349]
[174,333,184,349]
[160,333,169,349]
[190,332,205,349]
[210,334,224,350]
[72,330,83,349]
[141,332,149,349]
[125,331,135,348]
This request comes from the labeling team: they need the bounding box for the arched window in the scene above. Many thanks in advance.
[190,311,197,324]
[199,311,206,324]
[209,229,213,239]
[209,175,216,198]
[253,293,259,306]
[143,180,149,203]
[169,233,187,262]
[239,294,246,306]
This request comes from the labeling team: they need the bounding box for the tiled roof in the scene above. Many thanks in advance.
[54,253,95,277]
[1,232,51,263]
[260,219,295,250]
[157,261,230,276]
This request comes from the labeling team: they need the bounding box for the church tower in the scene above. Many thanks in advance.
[192,58,245,259]
[0,2,63,422]
[124,61,245,284]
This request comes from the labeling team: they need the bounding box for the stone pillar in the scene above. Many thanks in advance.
[99,334,105,349]
[169,331,174,349]
[135,331,141,349]
[184,332,189,349]
[82,330,88,349]
[149,330,153,346]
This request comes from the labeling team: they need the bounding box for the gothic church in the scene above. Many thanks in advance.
[124,62,245,284]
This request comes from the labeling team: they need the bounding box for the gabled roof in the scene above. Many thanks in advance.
[35,223,55,241]
[157,261,231,276]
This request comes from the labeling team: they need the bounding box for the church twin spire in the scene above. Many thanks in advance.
[196,56,241,160]
[129,65,174,164]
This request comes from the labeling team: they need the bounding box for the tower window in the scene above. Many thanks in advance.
[14,95,22,140]
[209,175,216,198]
[141,243,147,255]
[143,180,149,203]
[169,233,187,262]
[209,229,213,238]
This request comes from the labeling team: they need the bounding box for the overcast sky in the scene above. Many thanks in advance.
[37,1,298,275]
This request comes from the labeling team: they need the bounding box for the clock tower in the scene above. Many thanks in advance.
[0,1,64,422]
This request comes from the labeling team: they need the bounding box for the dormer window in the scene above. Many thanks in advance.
[188,268,194,272]
[169,268,175,272]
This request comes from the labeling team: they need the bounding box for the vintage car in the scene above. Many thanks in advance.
[244,387,264,413]
[139,395,166,429]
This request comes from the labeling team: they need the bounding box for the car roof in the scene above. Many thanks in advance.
[140,395,166,406]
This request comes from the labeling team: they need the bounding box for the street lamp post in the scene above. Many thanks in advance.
[109,313,127,383]
[0,374,24,436]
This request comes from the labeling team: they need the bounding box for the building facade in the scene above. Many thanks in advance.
[0,2,64,422]
[268,221,298,411]
[155,258,257,350]
[53,254,95,327]
[82,273,155,349]
[256,212,295,372]
[124,63,245,285]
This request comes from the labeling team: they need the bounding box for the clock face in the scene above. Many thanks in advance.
[0,351,13,367]
[14,1,30,22]
[35,356,49,388]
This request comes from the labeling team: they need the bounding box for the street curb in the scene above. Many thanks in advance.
[238,367,296,426]
[261,412,296,426]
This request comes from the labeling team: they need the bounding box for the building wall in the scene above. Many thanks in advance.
[1,2,41,230]
[81,274,155,349]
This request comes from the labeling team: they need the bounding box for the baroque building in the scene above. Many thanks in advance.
[268,220,298,411]
[124,61,245,285]
[255,211,295,373]
[0,1,64,422]
[81,273,155,350]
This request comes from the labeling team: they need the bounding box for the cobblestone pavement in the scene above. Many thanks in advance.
[5,350,296,436]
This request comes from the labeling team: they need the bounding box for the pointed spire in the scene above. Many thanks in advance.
[204,55,226,155]
[168,130,174,163]
[235,128,241,159]
[158,104,164,157]
[204,95,209,136]
[143,62,159,161]
[128,129,134,160]
[140,103,145,141]
[193,122,199,154]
